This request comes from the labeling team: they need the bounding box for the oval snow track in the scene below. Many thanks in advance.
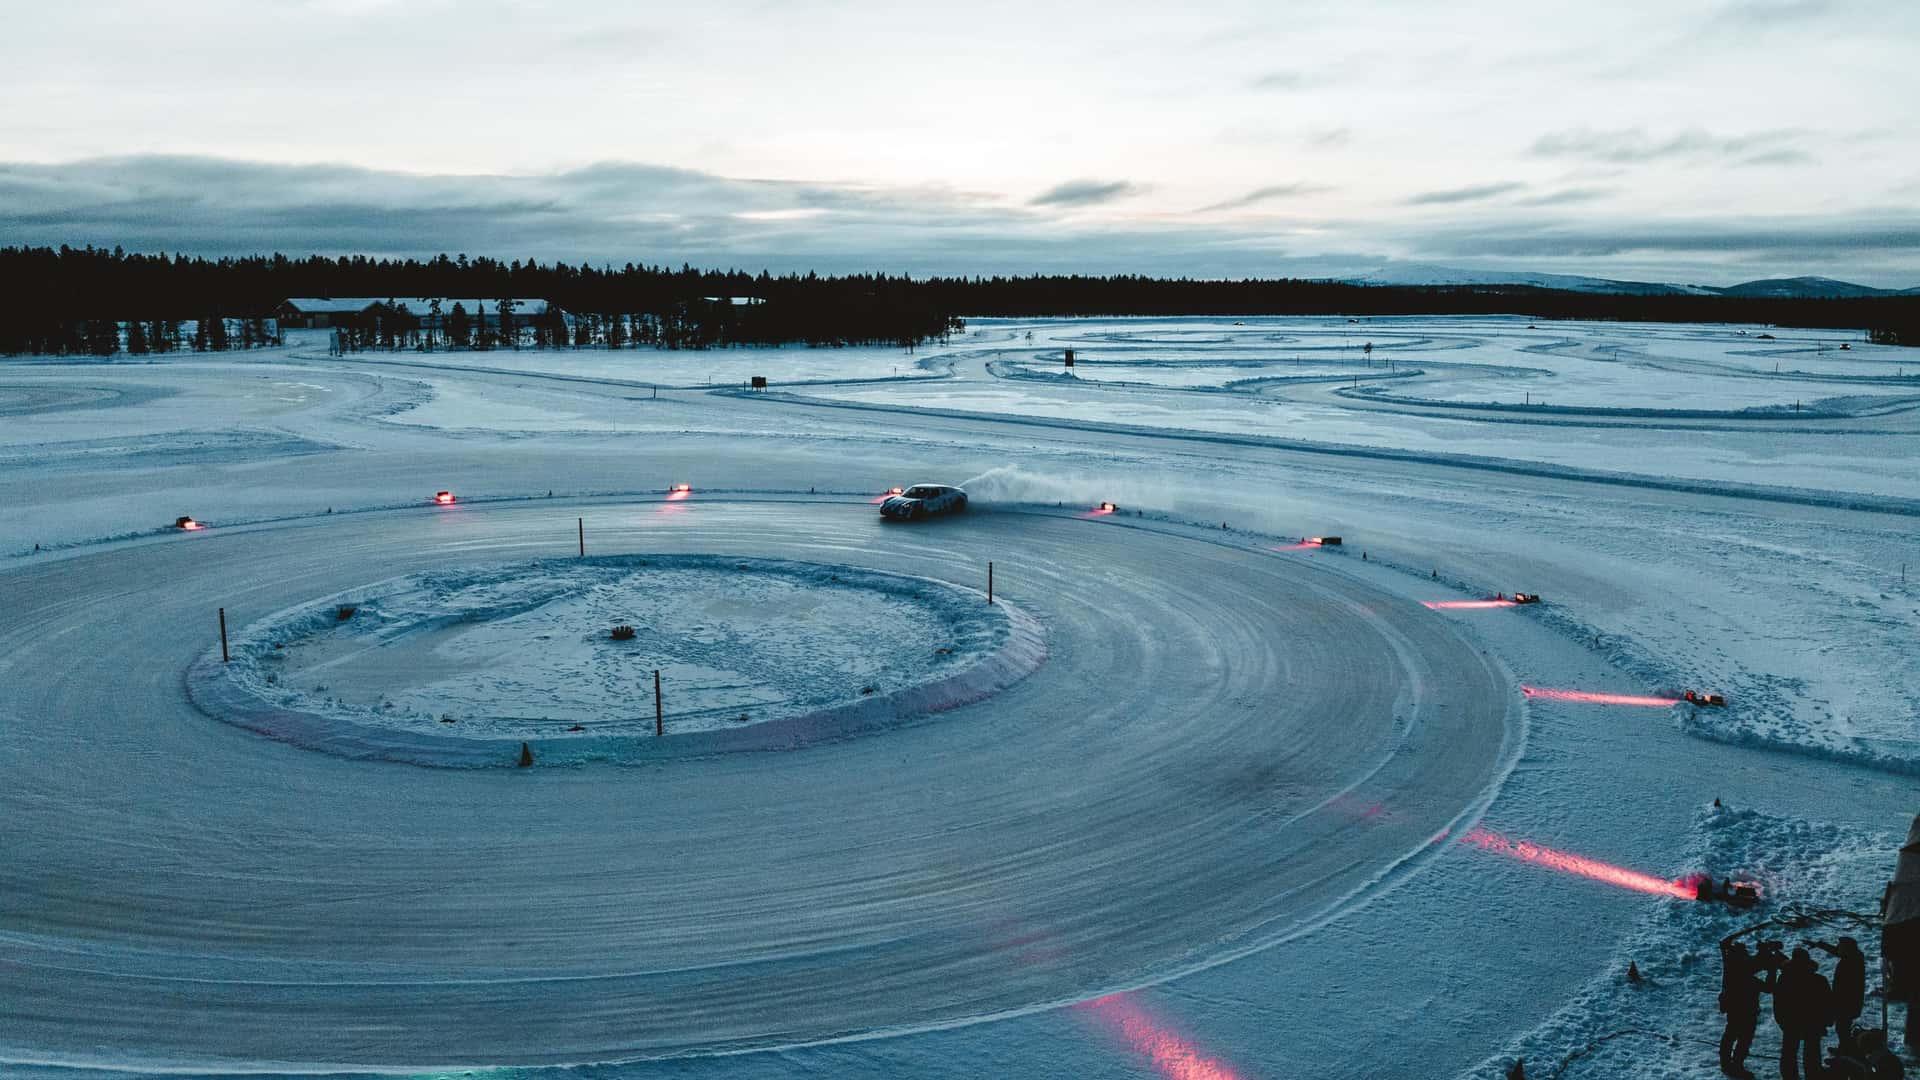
[0,498,1515,1072]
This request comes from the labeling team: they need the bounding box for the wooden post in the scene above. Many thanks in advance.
[218,607,229,663]
[654,669,663,736]
[578,517,584,557]
[987,562,994,605]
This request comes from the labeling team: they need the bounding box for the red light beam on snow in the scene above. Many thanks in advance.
[1079,993,1246,1080]
[1521,685,1680,707]
[1272,539,1321,552]
[1423,599,1518,610]
[1458,826,1699,899]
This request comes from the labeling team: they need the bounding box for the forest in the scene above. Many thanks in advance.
[2,245,1914,355]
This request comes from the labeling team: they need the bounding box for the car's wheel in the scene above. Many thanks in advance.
[955,495,968,512]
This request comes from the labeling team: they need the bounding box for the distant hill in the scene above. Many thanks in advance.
[1713,276,1902,299]
[1336,263,1701,296]
[1335,264,1912,299]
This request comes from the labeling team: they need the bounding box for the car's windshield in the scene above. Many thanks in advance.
[904,486,942,499]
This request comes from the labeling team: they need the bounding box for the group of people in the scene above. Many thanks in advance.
[1721,935,1899,1079]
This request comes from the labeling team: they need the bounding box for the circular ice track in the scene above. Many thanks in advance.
[0,498,1516,1072]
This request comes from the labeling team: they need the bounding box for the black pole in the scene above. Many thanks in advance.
[218,607,229,663]
[988,562,994,605]
[578,517,584,557]
[654,669,663,736]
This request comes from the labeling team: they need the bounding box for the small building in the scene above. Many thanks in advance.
[277,298,556,330]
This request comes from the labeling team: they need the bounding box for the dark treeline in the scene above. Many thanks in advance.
[4,246,1917,356]
[909,275,1919,340]
[0,246,956,355]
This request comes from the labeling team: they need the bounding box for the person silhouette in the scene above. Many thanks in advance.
[1773,947,1830,1080]
[1720,939,1772,1079]
[1812,937,1866,1055]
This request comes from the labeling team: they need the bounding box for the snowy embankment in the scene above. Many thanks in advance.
[1466,806,1904,1079]
[191,554,1044,766]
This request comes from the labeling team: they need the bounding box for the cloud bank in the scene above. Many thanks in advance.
[2,155,1917,286]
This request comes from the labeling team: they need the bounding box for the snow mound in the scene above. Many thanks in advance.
[189,555,1045,766]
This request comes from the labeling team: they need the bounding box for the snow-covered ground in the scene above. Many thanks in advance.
[1,314,1914,1079]
[207,554,1026,763]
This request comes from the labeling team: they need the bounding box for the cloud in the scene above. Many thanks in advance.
[1703,0,1835,30]
[1249,70,1315,91]
[1517,186,1618,207]
[3,155,1916,286]
[1197,183,1332,213]
[1027,179,1143,208]
[1530,127,1811,165]
[1403,182,1527,206]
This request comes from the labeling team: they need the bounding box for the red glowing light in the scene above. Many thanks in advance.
[1458,826,1699,899]
[1423,599,1518,610]
[433,491,456,505]
[1273,539,1321,551]
[1080,994,1244,1080]
[1521,685,1680,707]
[666,485,692,501]
[887,487,904,496]
[178,519,203,531]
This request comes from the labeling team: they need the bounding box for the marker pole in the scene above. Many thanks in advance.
[988,562,994,605]
[218,607,229,663]
[654,670,664,736]
[578,517,584,557]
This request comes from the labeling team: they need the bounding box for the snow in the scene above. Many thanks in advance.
[1,313,1916,1079]
[202,554,1033,764]
[1471,805,1902,1079]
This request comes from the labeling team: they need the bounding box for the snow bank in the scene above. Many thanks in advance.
[188,554,1045,766]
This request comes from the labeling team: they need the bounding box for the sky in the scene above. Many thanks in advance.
[2,0,1917,286]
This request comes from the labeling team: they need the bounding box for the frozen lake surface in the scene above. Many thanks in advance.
[1,315,1914,1079]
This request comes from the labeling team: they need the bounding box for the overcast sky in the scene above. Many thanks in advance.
[3,0,1917,285]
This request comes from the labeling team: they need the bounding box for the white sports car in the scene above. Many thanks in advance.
[879,484,968,521]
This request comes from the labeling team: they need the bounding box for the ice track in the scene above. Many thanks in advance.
[0,497,1514,1071]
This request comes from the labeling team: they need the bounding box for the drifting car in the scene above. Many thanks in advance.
[174,515,205,531]
[880,484,968,521]
[1511,592,1541,605]
[1683,690,1727,707]
[433,490,456,505]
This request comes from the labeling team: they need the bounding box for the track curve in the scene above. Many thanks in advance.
[0,497,1516,1072]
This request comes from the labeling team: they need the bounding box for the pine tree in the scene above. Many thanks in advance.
[448,302,470,348]
[127,319,149,355]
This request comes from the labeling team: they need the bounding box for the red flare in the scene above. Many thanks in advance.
[1522,685,1680,707]
[666,484,692,501]
[1079,993,1245,1080]
[1273,539,1321,551]
[433,490,456,505]
[1423,599,1518,610]
[1458,826,1699,899]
